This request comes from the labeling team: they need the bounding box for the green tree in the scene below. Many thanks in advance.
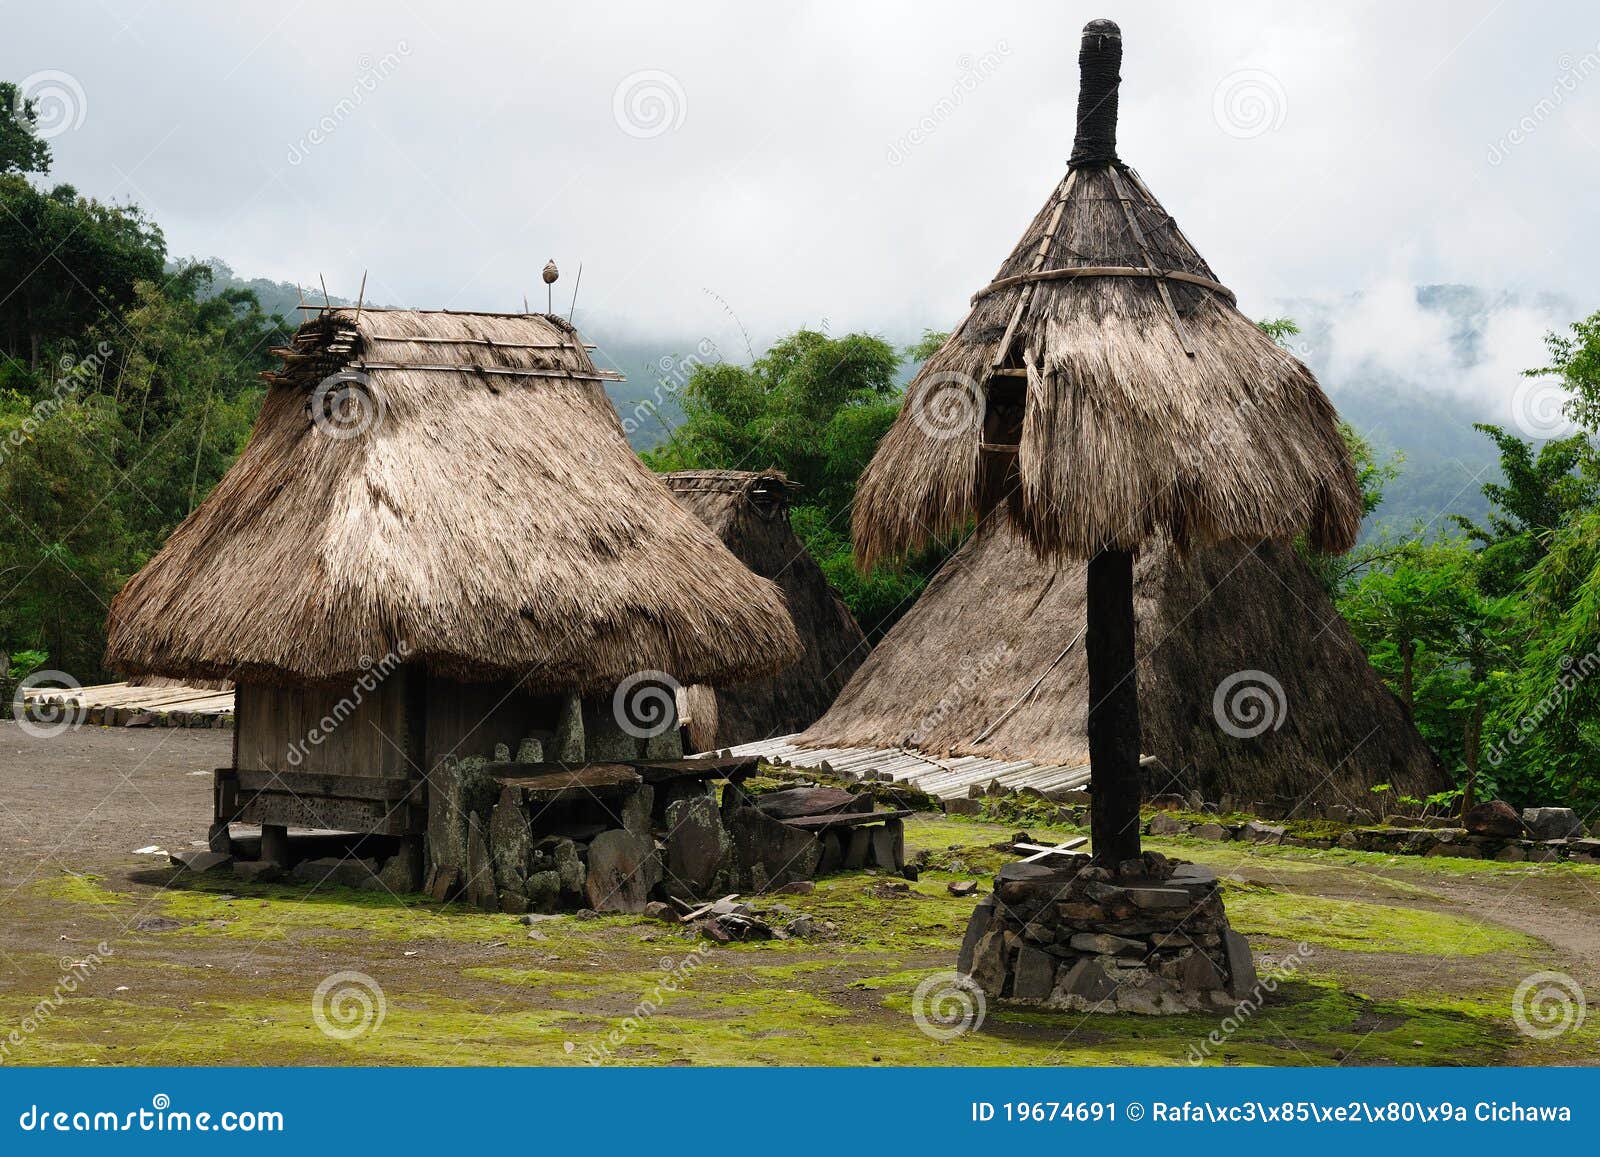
[0,81,53,175]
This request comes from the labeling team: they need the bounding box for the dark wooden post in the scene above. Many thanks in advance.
[1086,548,1142,863]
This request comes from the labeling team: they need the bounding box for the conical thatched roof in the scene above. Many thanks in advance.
[664,470,868,748]
[802,524,1445,807]
[106,309,801,690]
[854,22,1362,567]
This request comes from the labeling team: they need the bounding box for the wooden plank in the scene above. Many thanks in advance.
[232,790,409,835]
[231,768,412,801]
[779,808,915,832]
[630,756,760,783]
[487,763,642,800]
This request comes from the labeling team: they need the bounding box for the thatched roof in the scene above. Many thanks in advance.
[803,523,1445,807]
[106,309,802,691]
[854,21,1362,568]
[664,470,868,748]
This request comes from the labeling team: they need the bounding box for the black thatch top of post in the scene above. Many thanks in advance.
[1069,19,1122,169]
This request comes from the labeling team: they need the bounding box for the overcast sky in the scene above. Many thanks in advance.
[6,1,1600,410]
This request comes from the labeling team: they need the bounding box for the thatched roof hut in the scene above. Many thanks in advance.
[799,524,1445,807]
[664,470,867,749]
[850,21,1366,862]
[106,309,800,691]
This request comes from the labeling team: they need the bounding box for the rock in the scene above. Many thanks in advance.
[619,784,655,837]
[132,916,185,933]
[968,927,1009,994]
[943,797,982,816]
[515,735,545,763]
[170,850,233,874]
[1125,885,1194,910]
[125,711,158,728]
[1522,807,1584,841]
[1179,951,1225,991]
[1148,793,1186,812]
[1147,812,1186,836]
[754,787,870,820]
[870,820,905,871]
[1243,821,1286,845]
[530,836,586,905]
[724,806,821,891]
[785,914,816,939]
[1048,789,1092,805]
[550,692,585,763]
[642,900,676,922]
[1013,944,1056,1001]
[775,879,816,895]
[493,743,511,762]
[232,860,283,884]
[462,813,497,908]
[584,830,661,914]
[1463,800,1525,838]
[1224,929,1257,998]
[521,871,562,911]
[489,787,532,895]
[1057,957,1116,1003]
[427,866,461,901]
[376,842,422,893]
[947,880,979,897]
[1068,932,1144,956]
[643,725,684,761]
[1190,822,1229,841]
[957,897,995,975]
[293,856,379,889]
[1493,844,1527,862]
[842,828,871,870]
[900,863,920,881]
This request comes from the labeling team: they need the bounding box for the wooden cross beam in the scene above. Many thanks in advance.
[1014,836,1089,863]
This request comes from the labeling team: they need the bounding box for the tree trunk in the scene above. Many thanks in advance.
[1399,640,1415,712]
[1461,701,1482,817]
[1087,548,1142,864]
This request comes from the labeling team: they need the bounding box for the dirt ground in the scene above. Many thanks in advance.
[4,721,1600,1067]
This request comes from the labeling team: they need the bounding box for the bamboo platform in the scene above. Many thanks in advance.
[712,735,1093,801]
[20,681,234,728]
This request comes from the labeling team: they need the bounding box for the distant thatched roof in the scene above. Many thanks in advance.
[854,22,1361,567]
[665,470,867,748]
[803,524,1445,806]
[106,309,801,690]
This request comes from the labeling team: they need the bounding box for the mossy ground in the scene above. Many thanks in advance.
[3,813,1594,1067]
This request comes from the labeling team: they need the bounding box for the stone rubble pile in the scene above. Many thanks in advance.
[957,852,1255,1015]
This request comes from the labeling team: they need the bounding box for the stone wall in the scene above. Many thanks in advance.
[957,852,1254,1015]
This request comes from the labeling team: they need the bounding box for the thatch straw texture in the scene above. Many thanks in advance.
[853,165,1362,567]
[106,309,801,690]
[665,470,868,747]
[804,523,1444,806]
